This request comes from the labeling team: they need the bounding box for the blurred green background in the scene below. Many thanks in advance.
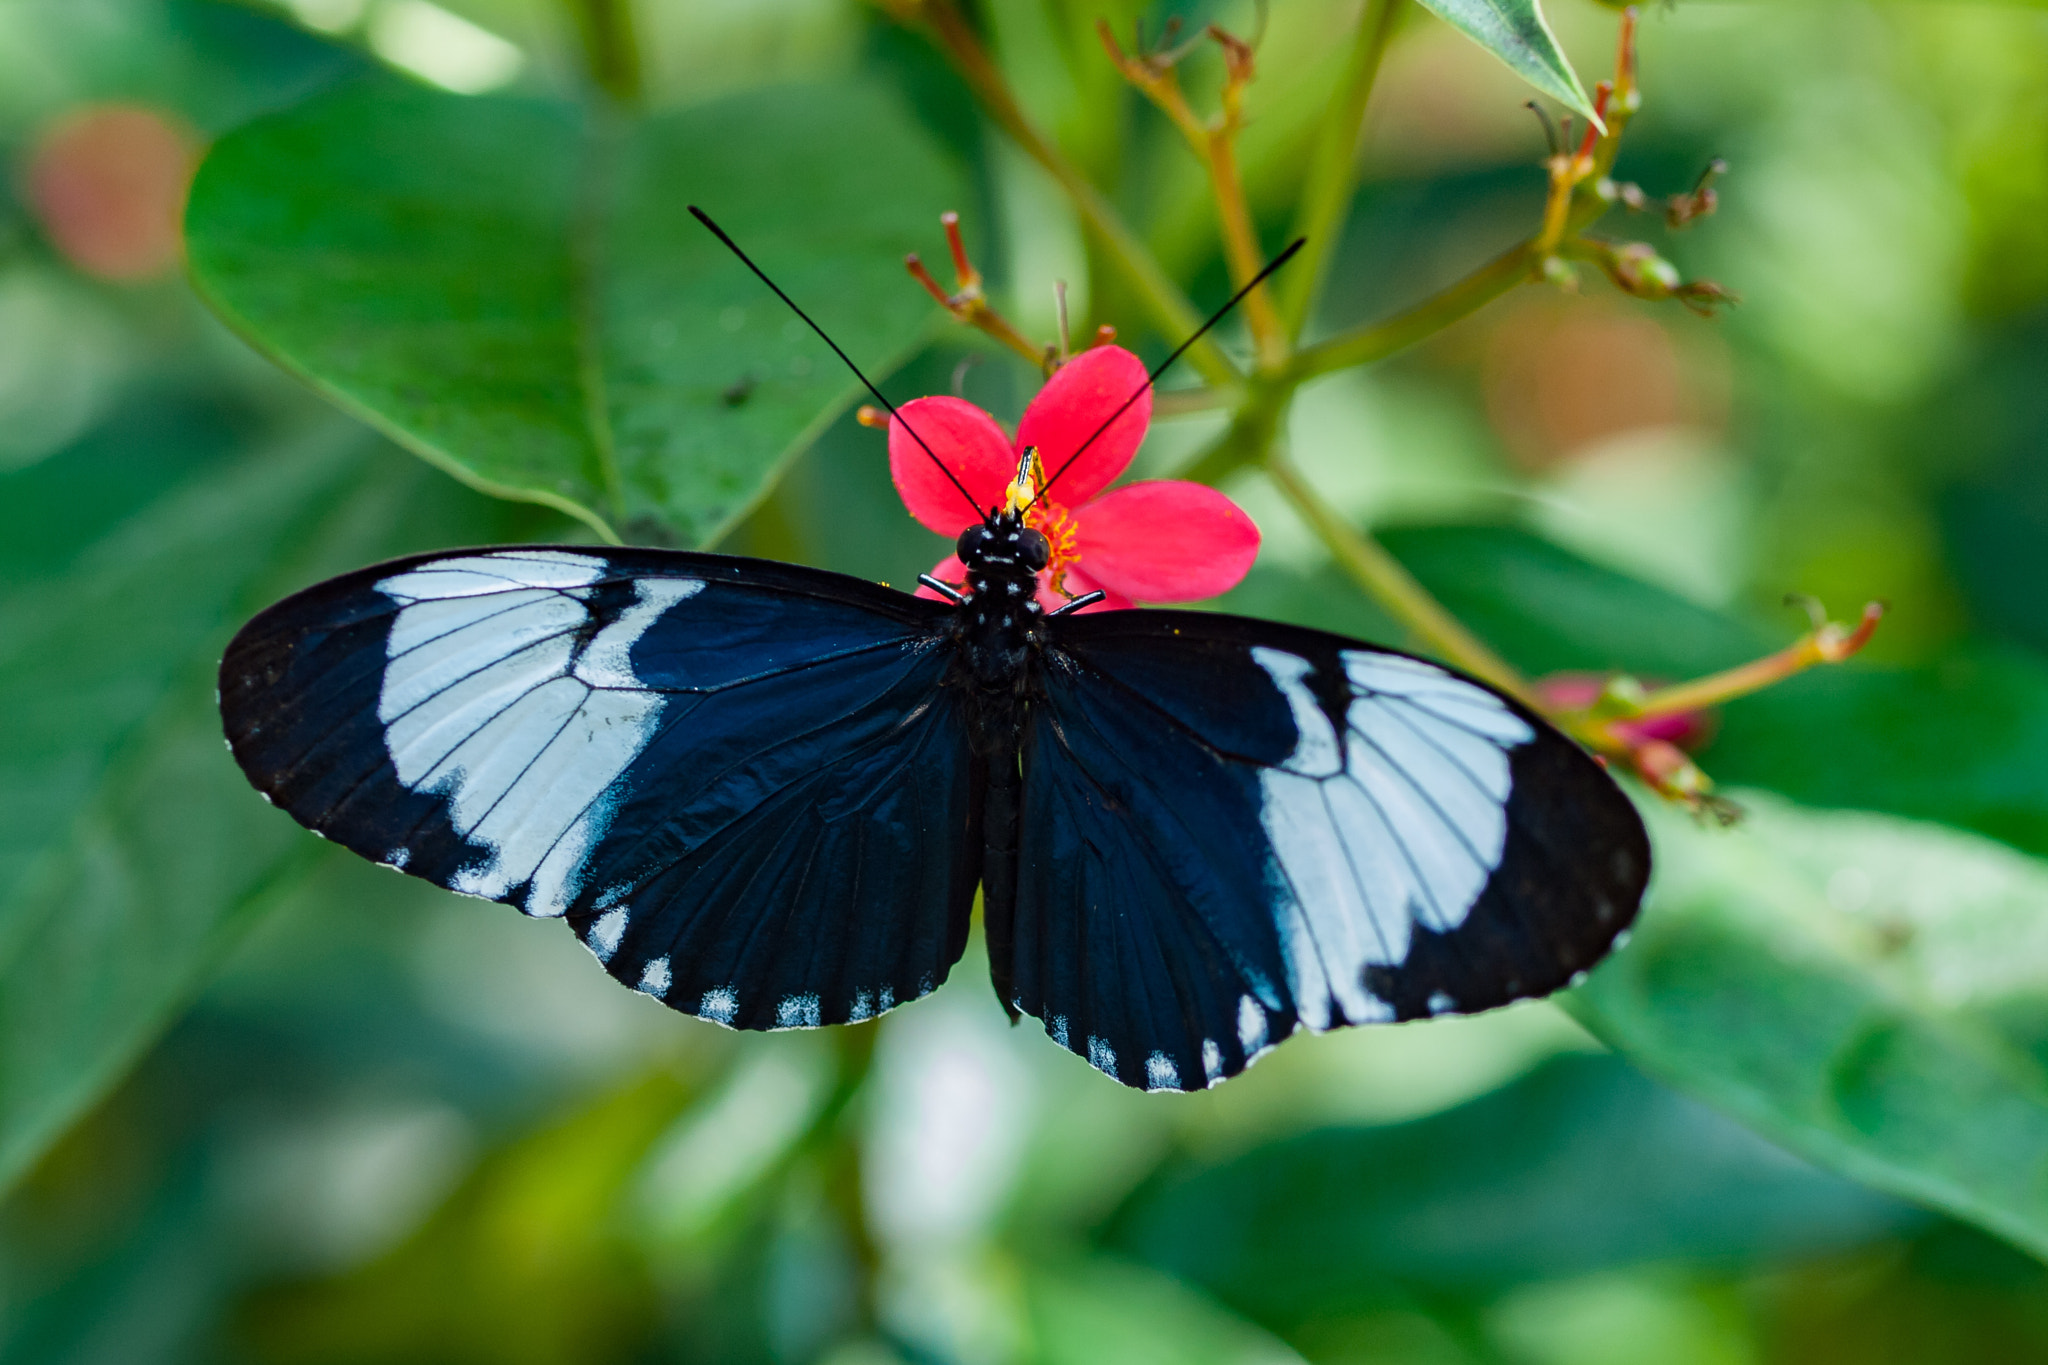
[7,0,2048,1360]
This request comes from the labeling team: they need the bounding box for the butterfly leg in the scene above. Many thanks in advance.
[1048,590,1106,618]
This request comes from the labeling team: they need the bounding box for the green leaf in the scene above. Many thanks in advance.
[1378,524,2048,860]
[0,428,529,1195]
[1379,524,1764,680]
[1026,1256,1309,1365]
[1104,1054,1913,1328]
[1572,794,2048,1261]
[1407,0,1600,125]
[185,75,966,546]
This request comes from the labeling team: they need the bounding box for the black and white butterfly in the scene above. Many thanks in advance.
[220,526,1646,1090]
[216,212,1648,1091]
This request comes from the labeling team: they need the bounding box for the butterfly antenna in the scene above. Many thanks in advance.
[689,206,991,526]
[1031,237,1305,510]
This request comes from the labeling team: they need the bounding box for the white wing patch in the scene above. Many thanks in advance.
[588,906,628,962]
[776,994,822,1028]
[1250,646,1535,1031]
[375,553,703,918]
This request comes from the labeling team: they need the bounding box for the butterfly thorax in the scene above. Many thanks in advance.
[951,510,1049,698]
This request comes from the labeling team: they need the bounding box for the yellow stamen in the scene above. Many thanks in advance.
[1005,446,1045,515]
[1027,501,1081,597]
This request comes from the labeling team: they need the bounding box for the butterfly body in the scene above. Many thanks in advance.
[944,510,1059,1018]
[220,541,1648,1090]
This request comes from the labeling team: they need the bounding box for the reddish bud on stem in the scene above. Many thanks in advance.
[905,254,952,308]
[940,210,977,288]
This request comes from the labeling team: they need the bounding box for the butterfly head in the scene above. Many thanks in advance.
[955,514,1049,579]
[953,445,1053,586]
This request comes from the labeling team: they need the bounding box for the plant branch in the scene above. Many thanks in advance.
[1266,452,1535,704]
[1206,61,1286,364]
[1099,22,1285,365]
[1152,385,1236,418]
[1585,602,1886,736]
[1279,0,1402,337]
[1288,239,1537,380]
[907,210,1051,369]
[1560,236,1737,315]
[1292,7,1652,379]
[1174,379,1286,484]
[896,0,1240,386]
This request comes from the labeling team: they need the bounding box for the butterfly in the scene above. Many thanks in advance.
[217,213,1649,1092]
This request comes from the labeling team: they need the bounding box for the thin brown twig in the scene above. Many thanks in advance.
[1098,20,1285,364]
[1585,602,1886,733]
[906,211,1049,368]
[898,0,1241,386]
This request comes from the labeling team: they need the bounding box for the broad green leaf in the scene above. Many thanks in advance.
[1572,794,2048,1261]
[1379,524,1765,679]
[1376,524,2048,860]
[1026,1256,1308,1365]
[1104,1054,1913,1328]
[186,75,965,546]
[0,428,532,1195]
[1408,0,1599,125]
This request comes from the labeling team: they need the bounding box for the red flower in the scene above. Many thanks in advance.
[890,346,1260,612]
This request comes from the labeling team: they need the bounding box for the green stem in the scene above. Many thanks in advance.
[1152,385,1238,419]
[566,0,643,104]
[916,1,1240,387]
[1289,239,1535,380]
[1279,0,1403,337]
[1266,453,1534,704]
[1288,163,1629,382]
[1174,381,1286,485]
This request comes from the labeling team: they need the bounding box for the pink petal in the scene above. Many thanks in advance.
[1071,480,1260,603]
[1049,563,1134,614]
[1015,346,1151,507]
[915,553,968,602]
[891,397,1015,536]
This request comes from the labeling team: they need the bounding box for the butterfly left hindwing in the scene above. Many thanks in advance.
[1013,609,1649,1090]
[220,547,981,1031]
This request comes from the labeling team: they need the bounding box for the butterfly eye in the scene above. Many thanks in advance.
[955,524,991,563]
[1016,528,1050,572]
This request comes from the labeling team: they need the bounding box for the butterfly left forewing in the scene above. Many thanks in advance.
[1013,609,1649,1091]
[221,546,981,1031]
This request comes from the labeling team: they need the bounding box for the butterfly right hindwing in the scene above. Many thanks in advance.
[1010,610,1649,1090]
